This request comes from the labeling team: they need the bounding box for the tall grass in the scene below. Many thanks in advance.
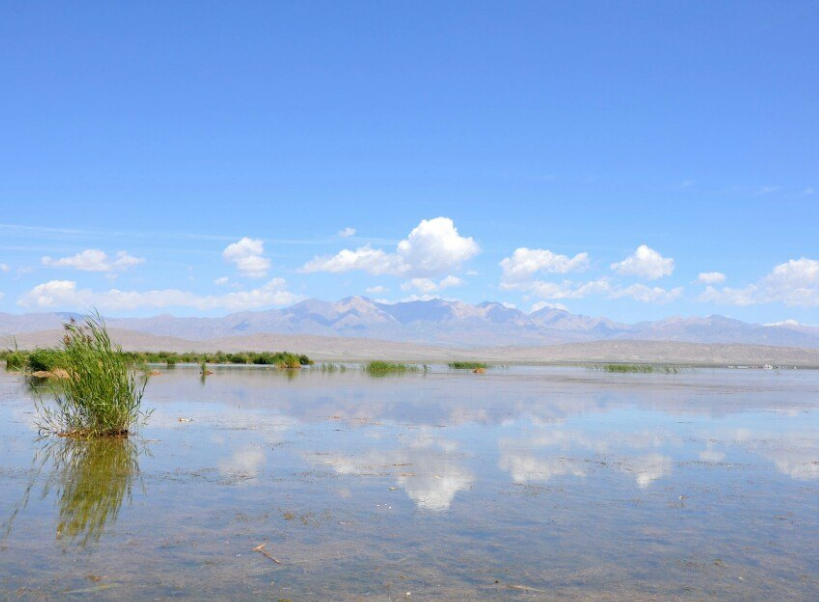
[592,363,688,374]
[364,361,426,374]
[0,349,314,371]
[36,315,149,438]
[448,361,490,370]
[3,337,24,372]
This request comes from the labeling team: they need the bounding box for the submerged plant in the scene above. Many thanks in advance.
[36,314,149,437]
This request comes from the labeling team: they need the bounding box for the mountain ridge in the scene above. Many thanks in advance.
[1,297,817,349]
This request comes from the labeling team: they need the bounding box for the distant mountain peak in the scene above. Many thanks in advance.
[2,299,818,349]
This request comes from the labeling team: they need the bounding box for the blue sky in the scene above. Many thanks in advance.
[1,1,817,324]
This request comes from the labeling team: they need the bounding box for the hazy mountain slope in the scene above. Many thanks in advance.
[1,297,818,348]
[11,328,819,366]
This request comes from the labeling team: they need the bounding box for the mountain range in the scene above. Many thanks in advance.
[1,297,817,349]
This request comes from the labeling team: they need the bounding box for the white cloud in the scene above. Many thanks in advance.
[764,319,800,327]
[800,187,815,197]
[699,284,758,306]
[696,271,726,285]
[610,245,674,280]
[214,276,230,286]
[506,277,680,304]
[302,217,479,277]
[18,278,301,312]
[610,284,683,304]
[365,285,387,294]
[337,227,356,238]
[501,301,517,309]
[401,275,465,294]
[223,237,271,278]
[0,263,9,273]
[523,278,613,300]
[41,249,144,272]
[302,245,403,275]
[499,248,589,283]
[699,257,819,307]
[530,301,567,312]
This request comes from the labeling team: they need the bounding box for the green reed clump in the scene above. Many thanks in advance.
[594,363,686,374]
[28,348,67,373]
[36,315,148,437]
[364,361,424,374]
[4,352,25,372]
[3,348,314,371]
[448,361,490,370]
[316,363,348,373]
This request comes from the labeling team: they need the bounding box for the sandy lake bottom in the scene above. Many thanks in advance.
[1,366,818,601]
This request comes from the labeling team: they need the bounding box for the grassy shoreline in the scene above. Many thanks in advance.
[2,349,313,372]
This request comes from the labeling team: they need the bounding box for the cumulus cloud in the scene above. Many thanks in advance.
[41,249,144,272]
[699,257,819,307]
[337,227,356,238]
[696,271,726,285]
[0,263,9,273]
[302,245,403,275]
[401,275,464,294]
[610,245,674,280]
[18,279,301,312]
[223,237,270,278]
[530,301,568,312]
[764,319,800,327]
[517,278,613,300]
[302,217,479,277]
[214,276,230,286]
[506,277,681,304]
[499,248,589,283]
[610,284,684,304]
[699,284,758,306]
[365,285,387,294]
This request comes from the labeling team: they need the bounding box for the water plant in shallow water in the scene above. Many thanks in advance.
[364,361,425,374]
[35,315,149,438]
[448,361,491,370]
[593,363,689,374]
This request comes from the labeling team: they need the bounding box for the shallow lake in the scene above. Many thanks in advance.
[1,366,818,601]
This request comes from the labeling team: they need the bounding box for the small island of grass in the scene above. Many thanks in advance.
[593,363,688,374]
[364,361,426,374]
[448,361,491,370]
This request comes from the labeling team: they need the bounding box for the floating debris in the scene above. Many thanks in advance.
[253,543,283,565]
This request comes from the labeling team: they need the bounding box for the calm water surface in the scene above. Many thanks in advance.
[1,366,818,601]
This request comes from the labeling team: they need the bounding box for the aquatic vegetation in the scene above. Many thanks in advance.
[316,363,348,372]
[0,348,314,370]
[364,361,425,374]
[4,351,25,372]
[593,363,688,374]
[27,348,67,373]
[35,315,149,437]
[448,362,491,370]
